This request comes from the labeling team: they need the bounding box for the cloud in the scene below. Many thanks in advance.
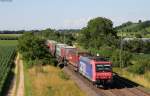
[62,17,93,29]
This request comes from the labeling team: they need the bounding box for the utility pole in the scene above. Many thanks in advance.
[63,32,65,44]
[120,31,123,68]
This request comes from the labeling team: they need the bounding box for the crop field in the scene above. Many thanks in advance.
[0,40,17,94]
[0,34,22,40]
[0,46,16,93]
[0,40,18,46]
[0,34,22,37]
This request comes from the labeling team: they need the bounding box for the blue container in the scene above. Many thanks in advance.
[79,56,93,81]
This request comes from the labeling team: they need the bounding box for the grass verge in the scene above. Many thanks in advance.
[24,63,33,96]
[113,67,150,89]
[24,65,85,96]
[14,56,20,96]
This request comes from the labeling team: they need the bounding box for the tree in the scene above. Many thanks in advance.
[78,17,118,49]
[138,20,142,23]
[18,32,53,68]
[135,34,142,38]
[128,56,150,74]
[111,49,132,68]
[37,29,76,46]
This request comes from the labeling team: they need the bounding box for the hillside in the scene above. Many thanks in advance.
[116,20,150,37]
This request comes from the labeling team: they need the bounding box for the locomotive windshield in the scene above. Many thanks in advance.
[96,64,112,72]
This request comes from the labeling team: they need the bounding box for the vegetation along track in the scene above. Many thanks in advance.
[64,64,150,96]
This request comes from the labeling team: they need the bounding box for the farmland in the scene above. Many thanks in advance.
[116,21,150,38]
[0,46,16,94]
[0,40,18,46]
[0,40,17,95]
[0,34,22,40]
[0,34,21,37]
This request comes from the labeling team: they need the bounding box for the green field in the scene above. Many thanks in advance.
[117,21,150,38]
[0,46,16,94]
[0,34,22,40]
[0,34,22,37]
[0,40,18,46]
[0,40,17,94]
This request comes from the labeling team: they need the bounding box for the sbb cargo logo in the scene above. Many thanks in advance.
[79,61,86,76]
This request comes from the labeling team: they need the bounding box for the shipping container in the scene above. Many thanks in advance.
[63,46,76,59]
[46,40,53,49]
[56,43,66,58]
[67,50,91,68]
[51,41,57,56]
[46,40,57,56]
[65,47,78,67]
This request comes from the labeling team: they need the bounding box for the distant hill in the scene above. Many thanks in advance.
[116,20,150,38]
[57,29,80,33]
[0,30,25,34]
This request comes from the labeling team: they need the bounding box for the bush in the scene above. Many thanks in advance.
[18,32,54,68]
[123,39,150,53]
[128,63,145,74]
[111,49,132,68]
[128,55,150,74]
[58,71,70,80]
[111,49,120,67]
[88,47,113,57]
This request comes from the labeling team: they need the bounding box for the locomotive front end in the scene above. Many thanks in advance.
[94,62,113,84]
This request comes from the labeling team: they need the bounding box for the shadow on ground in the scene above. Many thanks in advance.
[1,64,15,96]
[103,74,140,89]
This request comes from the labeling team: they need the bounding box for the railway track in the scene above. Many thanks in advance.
[114,75,150,96]
[64,64,150,96]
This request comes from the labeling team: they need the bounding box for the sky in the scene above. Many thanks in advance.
[0,0,150,30]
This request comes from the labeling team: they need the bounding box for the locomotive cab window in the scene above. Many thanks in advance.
[96,64,103,71]
[96,64,112,72]
[104,65,112,71]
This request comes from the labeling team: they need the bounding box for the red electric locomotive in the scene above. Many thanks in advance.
[79,56,113,85]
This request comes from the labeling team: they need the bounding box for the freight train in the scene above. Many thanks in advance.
[46,40,113,85]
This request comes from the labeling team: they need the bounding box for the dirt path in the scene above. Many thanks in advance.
[6,54,18,96]
[7,54,24,96]
[16,54,24,96]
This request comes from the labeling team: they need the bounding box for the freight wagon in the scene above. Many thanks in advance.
[46,40,57,56]
[66,50,92,71]
[61,46,76,65]
[56,43,66,58]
